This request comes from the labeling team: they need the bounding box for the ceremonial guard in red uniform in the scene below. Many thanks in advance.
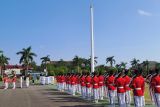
[66,73,70,93]
[151,68,160,107]
[98,72,105,100]
[60,74,65,92]
[70,73,77,96]
[123,69,132,106]
[115,70,126,107]
[146,70,156,104]
[130,69,145,107]
[104,73,109,98]
[12,71,17,89]
[80,73,86,99]
[92,72,99,103]
[106,68,116,106]
[77,73,82,94]
[3,73,9,89]
[85,72,92,100]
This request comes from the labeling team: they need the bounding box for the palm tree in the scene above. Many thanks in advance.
[40,55,50,76]
[17,46,37,76]
[130,58,140,69]
[73,56,84,73]
[142,60,149,75]
[88,56,98,65]
[0,54,10,75]
[106,56,116,67]
[120,62,127,69]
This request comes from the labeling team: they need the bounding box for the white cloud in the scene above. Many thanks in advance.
[137,9,152,16]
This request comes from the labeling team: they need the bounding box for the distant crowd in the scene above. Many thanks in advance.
[2,71,31,89]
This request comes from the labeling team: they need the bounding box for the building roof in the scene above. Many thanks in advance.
[5,65,33,70]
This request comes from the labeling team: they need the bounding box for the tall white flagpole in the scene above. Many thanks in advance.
[90,2,95,73]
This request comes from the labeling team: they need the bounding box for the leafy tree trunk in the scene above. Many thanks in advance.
[26,64,28,76]
[110,61,113,67]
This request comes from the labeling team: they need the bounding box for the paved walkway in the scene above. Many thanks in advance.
[0,84,155,107]
[0,85,102,107]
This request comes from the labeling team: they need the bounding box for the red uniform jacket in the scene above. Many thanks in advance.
[12,76,17,82]
[85,76,92,88]
[68,76,72,85]
[75,75,79,84]
[80,76,86,87]
[3,77,8,83]
[77,75,80,84]
[106,75,116,90]
[98,75,104,87]
[115,76,126,93]
[66,76,69,84]
[60,76,65,83]
[151,75,160,93]
[131,75,145,96]
[123,75,131,91]
[71,75,77,85]
[92,76,99,89]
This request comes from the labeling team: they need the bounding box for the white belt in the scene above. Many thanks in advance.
[155,85,160,88]
[135,88,141,90]
[118,87,124,89]
[86,83,90,84]
[126,84,129,87]
[99,82,103,84]
[94,83,98,85]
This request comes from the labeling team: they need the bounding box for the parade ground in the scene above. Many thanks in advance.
[0,85,101,107]
[0,84,155,107]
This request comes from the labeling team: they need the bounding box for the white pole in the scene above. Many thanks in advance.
[90,3,95,73]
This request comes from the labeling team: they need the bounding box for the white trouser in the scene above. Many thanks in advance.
[66,84,69,92]
[104,86,109,98]
[20,78,23,88]
[65,83,67,90]
[108,90,116,105]
[154,93,160,107]
[81,86,86,98]
[78,84,81,94]
[125,91,131,105]
[59,83,62,91]
[69,84,71,94]
[118,93,126,107]
[57,83,59,90]
[134,96,145,107]
[71,85,76,96]
[99,86,104,100]
[86,87,92,99]
[61,83,65,91]
[75,84,78,93]
[12,82,16,89]
[26,79,29,88]
[93,88,99,100]
[4,82,8,89]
